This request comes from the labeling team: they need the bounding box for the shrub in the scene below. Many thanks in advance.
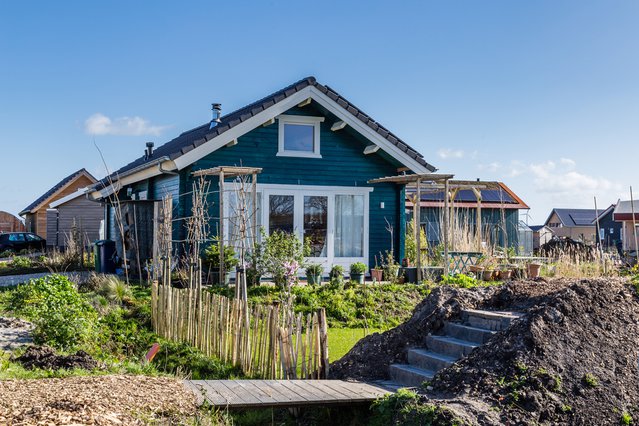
[96,275,133,305]
[329,265,344,280]
[202,243,239,270]
[350,262,367,275]
[440,273,478,288]
[9,256,32,269]
[0,250,13,258]
[6,274,97,349]
[262,230,307,286]
[305,263,324,276]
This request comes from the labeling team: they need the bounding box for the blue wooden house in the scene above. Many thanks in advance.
[89,77,437,271]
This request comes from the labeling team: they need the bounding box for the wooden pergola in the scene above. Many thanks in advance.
[192,166,262,296]
[368,173,454,282]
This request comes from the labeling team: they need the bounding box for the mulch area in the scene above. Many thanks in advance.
[0,375,197,425]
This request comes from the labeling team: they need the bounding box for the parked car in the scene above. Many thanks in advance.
[0,232,46,253]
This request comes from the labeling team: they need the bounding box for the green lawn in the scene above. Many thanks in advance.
[328,327,386,362]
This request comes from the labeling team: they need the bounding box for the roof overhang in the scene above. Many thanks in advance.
[49,187,89,208]
[89,158,177,201]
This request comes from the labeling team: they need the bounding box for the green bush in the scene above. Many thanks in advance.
[202,243,239,270]
[349,262,367,275]
[9,256,32,269]
[7,274,97,350]
[440,273,478,288]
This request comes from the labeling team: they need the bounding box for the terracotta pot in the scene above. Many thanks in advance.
[498,269,513,280]
[371,268,383,283]
[527,263,542,279]
[482,270,495,281]
[468,265,484,274]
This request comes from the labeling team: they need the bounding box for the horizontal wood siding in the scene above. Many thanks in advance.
[183,104,405,266]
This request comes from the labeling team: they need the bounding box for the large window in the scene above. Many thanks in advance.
[269,195,294,234]
[233,185,371,267]
[304,196,328,257]
[277,115,324,158]
[334,195,364,257]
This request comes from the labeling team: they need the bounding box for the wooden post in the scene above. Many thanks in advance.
[252,172,258,246]
[472,187,482,252]
[594,196,603,256]
[415,178,422,283]
[318,308,329,379]
[443,178,450,276]
[219,171,225,287]
[631,186,638,263]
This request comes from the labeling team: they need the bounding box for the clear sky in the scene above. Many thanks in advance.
[1,1,637,223]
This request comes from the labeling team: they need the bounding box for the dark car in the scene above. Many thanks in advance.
[0,232,46,253]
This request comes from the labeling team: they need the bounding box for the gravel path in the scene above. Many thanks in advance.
[0,317,33,352]
[0,271,91,287]
[0,375,197,425]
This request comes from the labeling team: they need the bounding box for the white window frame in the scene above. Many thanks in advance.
[224,184,372,272]
[277,115,324,158]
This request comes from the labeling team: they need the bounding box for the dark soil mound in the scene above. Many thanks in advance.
[332,278,639,425]
[540,238,598,261]
[15,346,102,371]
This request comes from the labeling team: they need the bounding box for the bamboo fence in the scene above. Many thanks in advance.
[151,281,329,380]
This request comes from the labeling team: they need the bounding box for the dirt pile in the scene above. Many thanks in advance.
[332,278,639,425]
[0,375,196,425]
[14,345,103,371]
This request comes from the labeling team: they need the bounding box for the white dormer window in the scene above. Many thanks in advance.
[277,115,324,158]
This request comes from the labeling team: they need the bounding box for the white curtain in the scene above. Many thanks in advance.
[334,195,364,257]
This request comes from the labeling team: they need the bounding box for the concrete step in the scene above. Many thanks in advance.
[425,335,478,358]
[407,348,457,371]
[462,309,523,331]
[443,321,498,344]
[389,364,436,388]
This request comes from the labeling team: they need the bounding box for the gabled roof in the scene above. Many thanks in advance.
[592,204,616,223]
[20,169,97,216]
[529,225,551,232]
[407,181,529,209]
[544,208,597,228]
[95,76,436,190]
[613,200,639,221]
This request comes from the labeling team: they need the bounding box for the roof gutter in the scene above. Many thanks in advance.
[87,157,177,201]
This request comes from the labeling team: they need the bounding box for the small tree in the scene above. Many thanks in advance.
[262,230,307,287]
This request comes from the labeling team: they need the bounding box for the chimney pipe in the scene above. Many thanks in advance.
[145,142,154,160]
[210,103,222,129]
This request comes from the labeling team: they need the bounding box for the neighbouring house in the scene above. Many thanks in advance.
[20,169,97,244]
[0,211,25,233]
[45,187,104,249]
[88,76,438,273]
[407,181,529,252]
[593,204,623,252]
[613,200,639,253]
[543,208,597,244]
[530,225,553,252]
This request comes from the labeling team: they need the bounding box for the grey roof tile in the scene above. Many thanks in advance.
[21,169,96,215]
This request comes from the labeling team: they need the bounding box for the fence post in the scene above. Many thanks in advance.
[318,308,329,379]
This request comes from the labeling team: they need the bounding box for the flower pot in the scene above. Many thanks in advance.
[482,270,495,281]
[370,268,383,283]
[350,273,365,284]
[402,267,418,284]
[468,265,484,273]
[498,269,513,280]
[306,273,322,285]
[527,263,542,279]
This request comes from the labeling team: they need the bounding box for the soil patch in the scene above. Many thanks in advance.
[14,345,103,371]
[0,375,197,425]
[331,278,639,424]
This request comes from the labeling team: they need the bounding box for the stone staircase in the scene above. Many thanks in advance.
[388,309,522,388]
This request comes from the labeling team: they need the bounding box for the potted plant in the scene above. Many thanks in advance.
[468,255,485,276]
[371,255,384,283]
[329,264,344,281]
[527,262,542,279]
[202,243,239,285]
[497,265,513,280]
[305,263,324,285]
[381,251,400,283]
[350,262,367,284]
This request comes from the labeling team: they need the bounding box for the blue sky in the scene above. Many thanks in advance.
[1,1,637,223]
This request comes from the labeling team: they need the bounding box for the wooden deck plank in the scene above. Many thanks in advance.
[187,379,390,408]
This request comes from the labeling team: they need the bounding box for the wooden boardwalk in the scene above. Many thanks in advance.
[184,379,390,408]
